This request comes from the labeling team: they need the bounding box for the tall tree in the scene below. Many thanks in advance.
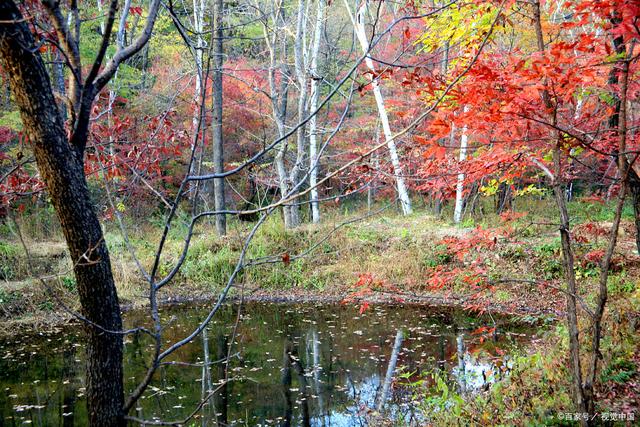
[0,0,160,424]
[261,0,296,228]
[308,0,326,224]
[289,0,309,228]
[345,0,413,215]
[453,106,469,224]
[212,0,227,235]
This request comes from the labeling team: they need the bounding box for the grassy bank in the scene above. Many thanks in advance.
[0,197,638,327]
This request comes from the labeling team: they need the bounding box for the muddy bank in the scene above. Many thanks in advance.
[0,285,558,338]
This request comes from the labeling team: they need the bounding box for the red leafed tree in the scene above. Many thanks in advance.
[412,0,638,421]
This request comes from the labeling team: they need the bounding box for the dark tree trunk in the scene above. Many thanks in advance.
[632,173,640,254]
[212,0,227,235]
[495,182,512,214]
[607,29,640,254]
[0,3,125,426]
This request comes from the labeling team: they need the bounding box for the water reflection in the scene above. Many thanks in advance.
[0,303,532,425]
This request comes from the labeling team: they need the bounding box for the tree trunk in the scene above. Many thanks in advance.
[190,0,205,206]
[0,3,125,426]
[553,180,588,418]
[347,0,412,215]
[308,0,326,224]
[532,1,587,422]
[288,0,309,229]
[453,106,469,223]
[496,181,513,214]
[264,2,294,229]
[633,177,640,254]
[212,0,227,235]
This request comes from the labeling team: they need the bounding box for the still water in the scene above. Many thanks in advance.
[0,303,534,426]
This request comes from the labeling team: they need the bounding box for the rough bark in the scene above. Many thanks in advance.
[584,46,630,420]
[533,1,587,421]
[0,2,125,425]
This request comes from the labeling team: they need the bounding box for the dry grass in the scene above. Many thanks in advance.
[1,198,639,332]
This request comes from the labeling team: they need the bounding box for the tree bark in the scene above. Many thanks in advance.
[264,1,294,228]
[0,2,125,425]
[584,43,630,420]
[212,0,227,235]
[532,1,587,421]
[189,0,206,205]
[308,0,326,224]
[288,0,309,228]
[453,105,469,223]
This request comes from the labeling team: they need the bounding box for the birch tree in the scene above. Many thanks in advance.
[344,0,413,215]
[308,0,326,223]
[261,0,295,228]
[289,0,310,228]
[190,0,206,205]
[453,105,469,224]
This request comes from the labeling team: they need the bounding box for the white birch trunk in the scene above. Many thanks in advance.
[288,0,309,228]
[187,0,205,203]
[308,0,326,224]
[345,0,412,215]
[264,1,294,228]
[453,105,469,224]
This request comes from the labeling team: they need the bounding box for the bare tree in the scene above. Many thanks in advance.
[212,0,227,235]
[308,0,326,223]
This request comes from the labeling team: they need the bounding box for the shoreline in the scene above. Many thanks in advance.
[0,286,558,338]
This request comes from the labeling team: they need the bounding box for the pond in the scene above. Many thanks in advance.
[0,302,536,426]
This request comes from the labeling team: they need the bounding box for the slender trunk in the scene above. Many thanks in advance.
[346,0,412,215]
[0,3,125,425]
[584,48,630,419]
[308,0,326,224]
[368,132,379,212]
[53,50,67,120]
[434,37,450,216]
[453,105,469,223]
[533,1,586,421]
[265,2,294,228]
[289,0,309,228]
[190,0,205,206]
[553,178,587,418]
[212,0,227,235]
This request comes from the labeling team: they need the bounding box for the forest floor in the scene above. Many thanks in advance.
[0,198,638,332]
[1,198,639,422]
